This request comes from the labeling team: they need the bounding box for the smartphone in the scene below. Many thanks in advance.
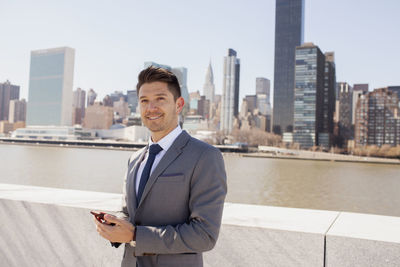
[91,211,115,226]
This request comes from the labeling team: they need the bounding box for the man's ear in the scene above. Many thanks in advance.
[176,97,184,113]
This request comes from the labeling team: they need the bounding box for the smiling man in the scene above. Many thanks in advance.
[94,66,227,267]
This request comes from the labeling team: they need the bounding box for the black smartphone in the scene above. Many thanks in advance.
[90,211,115,226]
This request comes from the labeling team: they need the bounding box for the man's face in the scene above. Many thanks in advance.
[138,81,184,141]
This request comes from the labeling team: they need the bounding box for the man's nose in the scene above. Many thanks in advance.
[148,100,158,110]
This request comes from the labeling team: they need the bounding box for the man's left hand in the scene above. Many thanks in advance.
[94,214,135,243]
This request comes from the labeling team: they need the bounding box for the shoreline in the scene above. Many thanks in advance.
[1,138,399,165]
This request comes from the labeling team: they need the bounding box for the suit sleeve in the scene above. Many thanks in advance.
[134,147,227,255]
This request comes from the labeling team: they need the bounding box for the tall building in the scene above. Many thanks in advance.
[221,48,240,134]
[203,61,215,103]
[0,80,20,121]
[245,95,257,114]
[352,84,368,125]
[72,87,86,123]
[319,52,336,147]
[337,82,353,143]
[355,88,400,146]
[8,99,26,123]
[293,43,326,149]
[127,90,138,114]
[273,0,305,135]
[256,77,270,99]
[87,88,97,106]
[26,47,75,126]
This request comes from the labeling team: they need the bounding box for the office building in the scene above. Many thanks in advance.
[293,43,325,149]
[273,0,305,135]
[245,95,257,114]
[221,48,240,134]
[355,88,400,146]
[72,88,86,124]
[256,77,270,99]
[9,99,27,123]
[87,89,97,106]
[26,47,75,126]
[0,80,20,121]
[388,86,400,100]
[83,102,113,129]
[127,90,138,114]
[203,62,215,103]
[337,82,353,143]
[352,84,368,125]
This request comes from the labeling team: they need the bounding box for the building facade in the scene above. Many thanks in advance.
[87,89,97,107]
[293,43,325,149]
[26,47,75,126]
[355,88,400,146]
[0,80,20,121]
[337,82,353,143]
[83,102,113,129]
[203,62,215,104]
[221,48,240,134]
[9,99,27,123]
[273,0,305,134]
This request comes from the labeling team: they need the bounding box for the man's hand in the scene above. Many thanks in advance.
[94,214,135,243]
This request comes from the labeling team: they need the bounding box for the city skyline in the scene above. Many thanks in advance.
[0,0,399,104]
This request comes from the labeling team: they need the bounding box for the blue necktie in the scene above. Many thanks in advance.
[137,144,163,203]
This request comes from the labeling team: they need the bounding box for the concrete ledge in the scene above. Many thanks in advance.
[326,212,400,267]
[1,183,400,267]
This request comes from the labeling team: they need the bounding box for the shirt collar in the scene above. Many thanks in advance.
[148,125,182,152]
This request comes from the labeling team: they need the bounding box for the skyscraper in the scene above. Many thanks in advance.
[203,61,215,103]
[0,80,20,121]
[338,82,353,143]
[8,99,26,123]
[87,89,97,107]
[293,43,325,149]
[256,77,270,98]
[221,48,240,134]
[26,47,75,126]
[273,0,305,134]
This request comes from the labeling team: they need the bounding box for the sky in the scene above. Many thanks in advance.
[0,0,399,104]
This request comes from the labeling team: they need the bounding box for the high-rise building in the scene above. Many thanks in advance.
[352,84,368,125]
[293,43,326,149]
[127,90,138,114]
[245,95,257,114]
[26,47,75,126]
[110,91,126,103]
[0,80,20,121]
[8,99,26,123]
[355,88,400,146]
[256,77,270,99]
[72,87,86,122]
[221,48,240,134]
[273,0,305,135]
[257,94,271,116]
[337,82,353,143]
[87,89,97,107]
[203,62,215,103]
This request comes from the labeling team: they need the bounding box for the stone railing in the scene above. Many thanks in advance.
[0,183,399,267]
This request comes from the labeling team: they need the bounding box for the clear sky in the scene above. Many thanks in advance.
[0,0,399,104]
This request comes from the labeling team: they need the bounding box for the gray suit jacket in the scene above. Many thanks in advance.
[120,131,227,267]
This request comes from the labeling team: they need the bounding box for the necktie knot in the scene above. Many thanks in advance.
[149,144,163,155]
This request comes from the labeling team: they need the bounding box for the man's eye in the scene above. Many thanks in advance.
[141,99,148,103]
[157,97,165,101]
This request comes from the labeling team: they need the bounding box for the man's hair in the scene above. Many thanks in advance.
[136,66,181,100]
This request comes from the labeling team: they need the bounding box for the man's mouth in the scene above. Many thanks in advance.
[146,115,163,120]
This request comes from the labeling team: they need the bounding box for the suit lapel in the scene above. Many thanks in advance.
[127,147,147,213]
[137,131,190,208]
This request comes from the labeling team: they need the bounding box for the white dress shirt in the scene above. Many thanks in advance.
[135,125,183,194]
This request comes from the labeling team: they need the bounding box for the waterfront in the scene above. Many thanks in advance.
[1,144,399,216]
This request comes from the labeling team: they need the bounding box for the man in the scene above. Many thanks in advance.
[94,66,227,267]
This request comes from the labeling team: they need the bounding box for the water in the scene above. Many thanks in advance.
[1,144,399,217]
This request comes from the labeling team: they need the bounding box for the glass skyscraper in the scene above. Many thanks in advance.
[221,48,240,134]
[27,47,75,126]
[273,0,304,134]
[293,43,325,149]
